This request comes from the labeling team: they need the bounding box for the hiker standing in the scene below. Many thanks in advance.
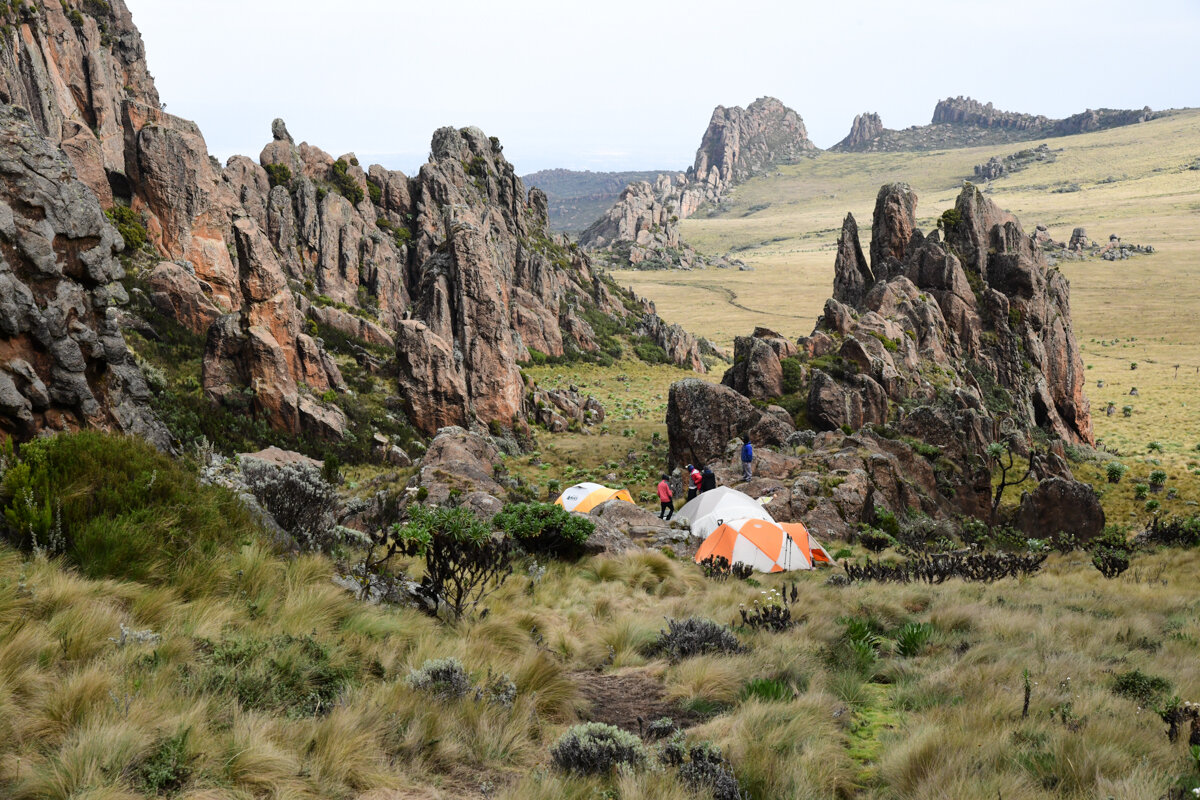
[740,436,754,483]
[656,474,675,520]
[686,464,701,501]
[700,464,716,493]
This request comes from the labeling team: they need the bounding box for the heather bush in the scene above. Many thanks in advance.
[241,459,342,553]
[550,722,646,775]
[651,617,745,662]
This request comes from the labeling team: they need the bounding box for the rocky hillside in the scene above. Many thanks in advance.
[832,96,1162,152]
[0,0,704,449]
[666,182,1101,540]
[581,97,815,269]
[521,168,665,233]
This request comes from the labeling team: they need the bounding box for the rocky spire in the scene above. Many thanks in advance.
[869,183,918,279]
[831,213,874,307]
[832,112,885,151]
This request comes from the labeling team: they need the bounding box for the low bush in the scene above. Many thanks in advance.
[1093,546,1131,578]
[330,158,364,205]
[1106,462,1128,483]
[857,527,894,553]
[843,551,1047,584]
[0,432,256,583]
[494,501,593,558]
[1112,669,1172,706]
[1136,515,1200,548]
[651,617,745,662]
[263,162,291,188]
[699,555,753,581]
[550,722,646,775]
[677,742,747,800]
[242,459,342,553]
[404,657,473,700]
[105,204,148,251]
[136,730,194,795]
[894,621,936,657]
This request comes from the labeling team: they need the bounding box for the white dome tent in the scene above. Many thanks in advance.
[677,486,774,541]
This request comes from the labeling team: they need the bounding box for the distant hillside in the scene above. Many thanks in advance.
[831,96,1164,152]
[522,168,668,233]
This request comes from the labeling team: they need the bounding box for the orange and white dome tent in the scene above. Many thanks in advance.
[694,518,834,573]
[554,482,635,514]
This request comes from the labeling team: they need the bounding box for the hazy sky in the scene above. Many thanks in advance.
[128,0,1198,176]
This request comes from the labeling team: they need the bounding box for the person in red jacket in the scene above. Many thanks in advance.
[657,473,675,520]
[686,464,702,501]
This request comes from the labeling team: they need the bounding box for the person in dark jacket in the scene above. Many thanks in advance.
[700,465,716,493]
[686,464,701,501]
[740,436,754,483]
[657,474,675,520]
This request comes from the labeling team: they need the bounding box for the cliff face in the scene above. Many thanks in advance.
[0,104,168,445]
[582,96,815,268]
[0,0,703,445]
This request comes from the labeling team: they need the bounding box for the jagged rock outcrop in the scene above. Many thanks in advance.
[525,384,605,433]
[582,96,815,269]
[670,181,1096,536]
[635,313,705,373]
[973,144,1056,181]
[832,113,884,151]
[0,0,707,446]
[690,97,816,200]
[0,0,349,442]
[837,96,1162,153]
[932,97,1048,131]
[0,105,168,446]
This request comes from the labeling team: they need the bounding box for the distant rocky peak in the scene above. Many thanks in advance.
[931,96,1049,131]
[691,96,816,193]
[833,112,885,151]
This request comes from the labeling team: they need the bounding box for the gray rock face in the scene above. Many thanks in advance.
[832,112,885,151]
[582,96,815,270]
[0,105,169,447]
[1015,477,1105,542]
[665,378,794,467]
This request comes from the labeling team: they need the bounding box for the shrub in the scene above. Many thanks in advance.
[677,743,747,800]
[651,617,745,662]
[1145,499,1161,513]
[242,459,341,553]
[493,501,593,558]
[857,527,894,553]
[1134,484,1150,500]
[0,432,256,583]
[395,505,513,619]
[405,657,473,700]
[1112,669,1172,706]
[263,162,291,188]
[780,357,805,394]
[1106,462,1128,483]
[1137,515,1200,548]
[136,730,194,795]
[330,158,364,205]
[740,678,792,703]
[105,204,148,251]
[1093,547,1130,578]
[194,633,355,717]
[632,336,670,365]
[1147,441,1164,453]
[1149,469,1168,490]
[894,622,935,657]
[1123,405,1133,417]
[550,722,646,775]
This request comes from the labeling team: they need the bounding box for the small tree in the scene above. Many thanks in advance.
[986,442,1034,526]
[396,506,513,620]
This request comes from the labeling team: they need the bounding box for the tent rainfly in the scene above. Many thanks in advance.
[677,486,774,540]
[554,482,635,514]
[694,518,834,572]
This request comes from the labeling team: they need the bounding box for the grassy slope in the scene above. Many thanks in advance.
[3,507,1200,799]
[611,108,1200,527]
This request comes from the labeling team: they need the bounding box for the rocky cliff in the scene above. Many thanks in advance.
[835,96,1162,153]
[667,183,1099,539]
[0,0,704,448]
[581,96,815,269]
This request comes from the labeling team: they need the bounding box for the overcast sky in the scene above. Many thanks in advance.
[127,0,1198,176]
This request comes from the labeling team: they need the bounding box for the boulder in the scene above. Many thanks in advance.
[415,426,506,505]
[666,379,794,467]
[575,511,636,555]
[589,498,674,542]
[1015,477,1105,542]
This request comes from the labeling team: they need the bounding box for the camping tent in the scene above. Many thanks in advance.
[694,518,834,572]
[555,482,635,514]
[677,486,774,540]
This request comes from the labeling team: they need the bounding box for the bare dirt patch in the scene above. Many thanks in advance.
[573,667,707,735]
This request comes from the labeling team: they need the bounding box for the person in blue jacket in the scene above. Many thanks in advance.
[740,435,753,483]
